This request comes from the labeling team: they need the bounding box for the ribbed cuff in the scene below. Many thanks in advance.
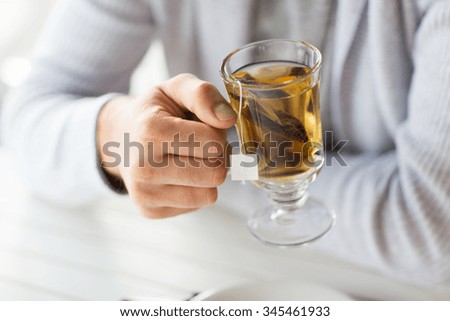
[94,94,128,195]
[73,92,126,198]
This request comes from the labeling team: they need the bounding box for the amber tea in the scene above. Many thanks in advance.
[225,62,323,185]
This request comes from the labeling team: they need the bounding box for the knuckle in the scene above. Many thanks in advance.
[211,166,227,186]
[141,207,165,219]
[185,189,199,206]
[195,82,216,99]
[184,168,202,186]
[125,178,141,195]
[140,114,156,130]
[135,122,166,157]
[128,187,146,207]
[182,208,198,215]
[145,190,166,207]
[204,129,226,147]
[148,86,168,102]
[138,112,161,138]
[128,162,150,181]
[206,188,218,205]
[141,168,156,182]
[129,184,162,208]
[174,73,196,83]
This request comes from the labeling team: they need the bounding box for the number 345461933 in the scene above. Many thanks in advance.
[262,306,331,317]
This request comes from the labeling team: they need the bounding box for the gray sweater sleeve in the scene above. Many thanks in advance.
[1,0,155,204]
[311,1,450,285]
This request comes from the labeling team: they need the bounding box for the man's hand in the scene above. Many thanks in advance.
[97,74,236,218]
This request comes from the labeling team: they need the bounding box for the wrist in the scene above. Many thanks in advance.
[97,95,133,180]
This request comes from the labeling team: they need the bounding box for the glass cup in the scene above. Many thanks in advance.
[220,39,335,246]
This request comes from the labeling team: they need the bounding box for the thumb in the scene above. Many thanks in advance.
[158,73,237,129]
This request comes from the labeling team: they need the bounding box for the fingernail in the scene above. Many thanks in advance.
[214,103,236,121]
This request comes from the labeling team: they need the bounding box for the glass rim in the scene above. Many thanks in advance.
[220,39,322,90]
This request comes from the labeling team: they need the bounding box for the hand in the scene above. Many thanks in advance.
[97,73,236,218]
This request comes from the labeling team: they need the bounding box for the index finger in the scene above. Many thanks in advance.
[157,73,237,129]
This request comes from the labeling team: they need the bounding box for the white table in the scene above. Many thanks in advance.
[0,149,448,301]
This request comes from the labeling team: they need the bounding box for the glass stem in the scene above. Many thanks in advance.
[268,181,310,221]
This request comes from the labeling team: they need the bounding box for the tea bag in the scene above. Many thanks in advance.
[230,80,259,182]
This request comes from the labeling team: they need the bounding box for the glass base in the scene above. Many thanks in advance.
[247,198,335,247]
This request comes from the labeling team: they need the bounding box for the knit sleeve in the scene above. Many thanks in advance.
[310,1,450,285]
[1,0,155,204]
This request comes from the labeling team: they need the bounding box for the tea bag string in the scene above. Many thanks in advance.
[235,79,247,185]
[235,79,245,153]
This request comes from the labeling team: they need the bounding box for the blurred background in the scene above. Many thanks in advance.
[0,0,168,112]
[0,0,55,103]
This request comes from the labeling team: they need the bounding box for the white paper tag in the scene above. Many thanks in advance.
[230,154,259,181]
